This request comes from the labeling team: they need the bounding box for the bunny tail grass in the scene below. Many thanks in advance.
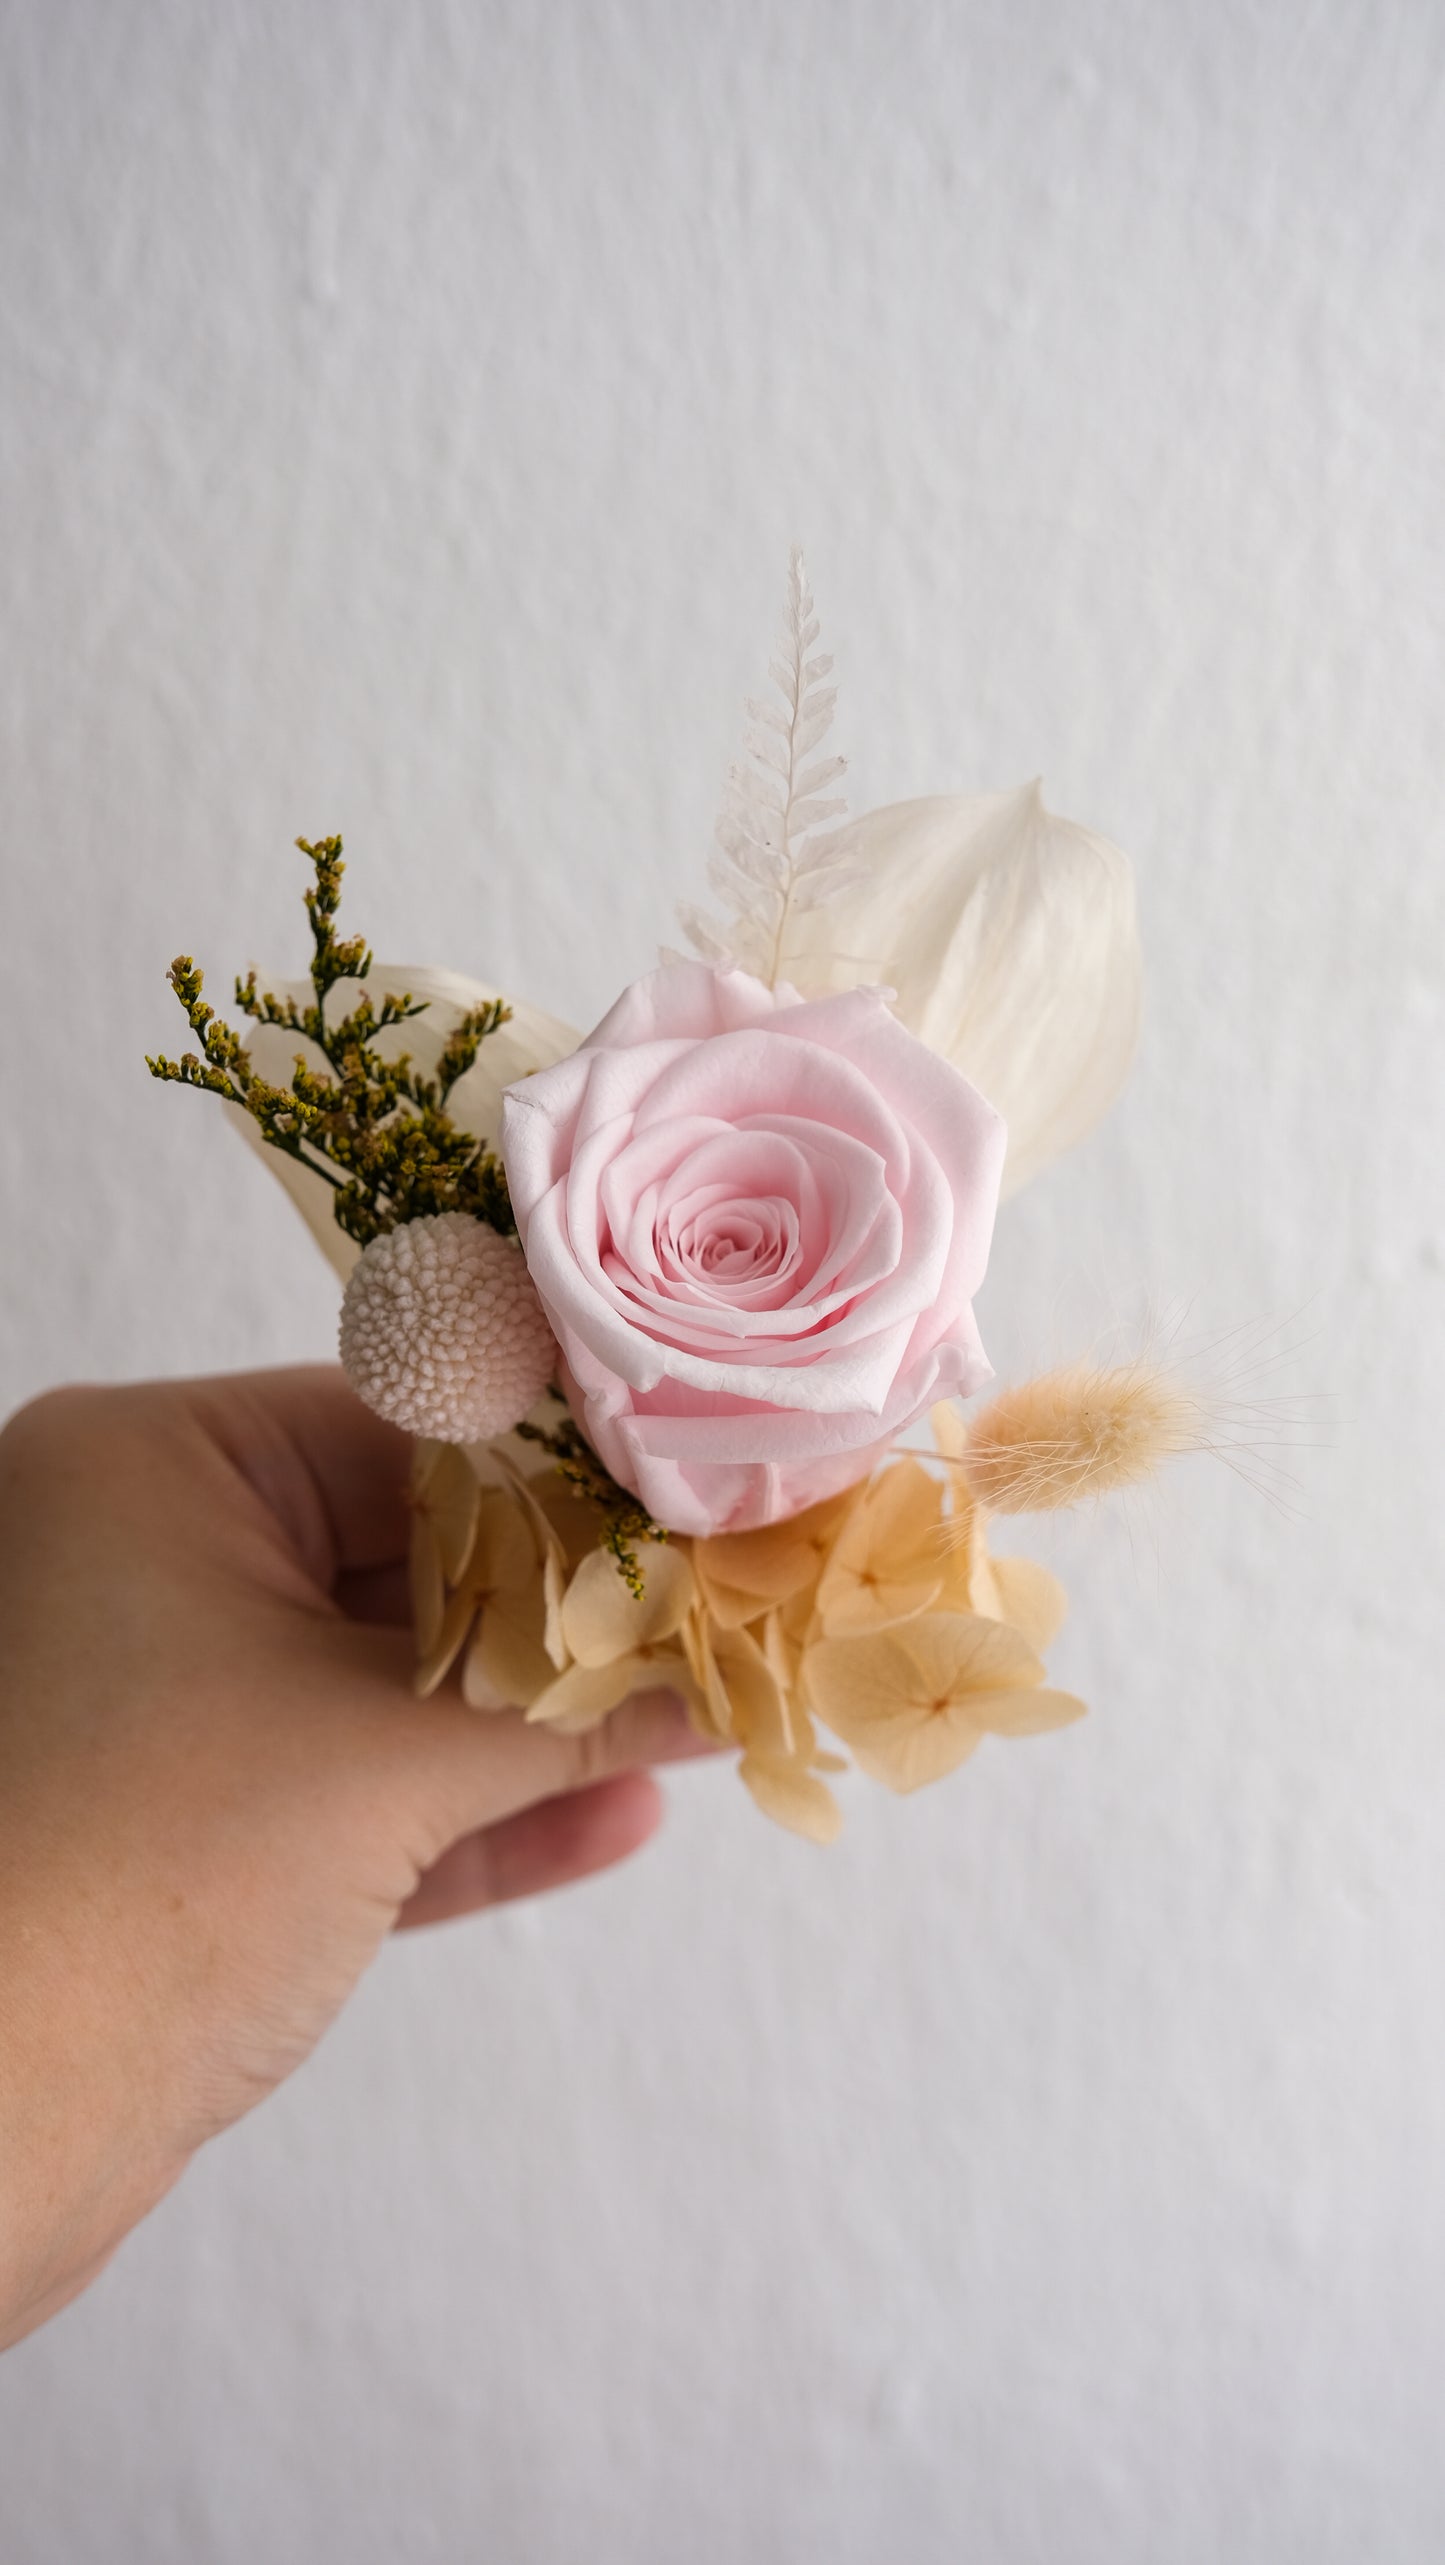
[956,1362,1206,1514]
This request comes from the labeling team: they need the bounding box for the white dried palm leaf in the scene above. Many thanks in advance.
[780,785,1142,1197]
[231,966,580,1284]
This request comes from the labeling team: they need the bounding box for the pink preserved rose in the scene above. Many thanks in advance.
[500,961,1005,1538]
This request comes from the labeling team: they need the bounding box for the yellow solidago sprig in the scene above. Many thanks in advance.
[146,834,516,1249]
[511,1410,669,1601]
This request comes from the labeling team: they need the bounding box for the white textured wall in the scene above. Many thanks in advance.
[3,2,1443,2557]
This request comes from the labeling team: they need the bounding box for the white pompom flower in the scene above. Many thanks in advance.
[339,1212,557,1442]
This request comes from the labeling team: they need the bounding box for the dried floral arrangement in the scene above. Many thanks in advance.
[150,554,1204,1841]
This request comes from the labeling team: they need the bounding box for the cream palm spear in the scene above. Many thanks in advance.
[781,782,1141,1198]
[683,552,1142,1198]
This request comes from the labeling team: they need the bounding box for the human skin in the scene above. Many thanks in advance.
[0,1368,714,2353]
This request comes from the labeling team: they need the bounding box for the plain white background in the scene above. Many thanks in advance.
[2,2,1442,2557]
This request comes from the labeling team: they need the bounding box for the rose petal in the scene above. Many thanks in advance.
[501,965,1005,1536]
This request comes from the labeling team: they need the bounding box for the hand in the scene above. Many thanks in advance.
[0,1368,713,2352]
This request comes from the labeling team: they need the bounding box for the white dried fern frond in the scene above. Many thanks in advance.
[680,548,865,988]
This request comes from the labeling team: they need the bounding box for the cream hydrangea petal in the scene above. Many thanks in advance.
[785,785,1141,1196]
[804,1611,1047,1789]
[409,1509,447,1659]
[541,1550,570,1671]
[718,1620,794,1755]
[862,1453,944,1545]
[408,1442,455,1653]
[988,1556,1070,1655]
[691,1614,839,1832]
[691,1612,821,1768]
[412,1479,544,1702]
[806,1611,1040,1726]
[689,1613,750,1743]
[931,1401,981,1525]
[414,1583,481,1699]
[526,1647,693,1734]
[692,1492,853,1629]
[930,1398,969,1473]
[457,1424,544,1497]
[847,1710,985,1794]
[469,1486,540,1600]
[410,1442,495,1684]
[804,1627,932,1730]
[466,1449,576,1671]
[680,1608,732,1741]
[817,1569,941,1637]
[970,1685,1087,1738]
[760,1598,813,1698]
[414,1440,483,1586]
[801,1626,990,1789]
[891,1610,1044,1695]
[463,1589,556,1711]
[959,1527,1004,1620]
[738,1755,843,1843]
[561,1540,696,1668]
[816,1457,947,1635]
[525,1651,656,1730]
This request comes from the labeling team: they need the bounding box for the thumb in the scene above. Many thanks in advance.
[300,1617,720,1854]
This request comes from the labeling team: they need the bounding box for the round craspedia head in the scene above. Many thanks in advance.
[339,1213,558,1442]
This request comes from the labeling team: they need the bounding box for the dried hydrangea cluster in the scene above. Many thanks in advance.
[408,1376,1192,1839]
